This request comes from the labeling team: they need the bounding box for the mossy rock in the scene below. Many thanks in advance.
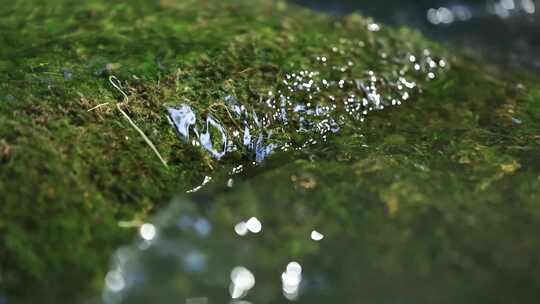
[1,0,539,302]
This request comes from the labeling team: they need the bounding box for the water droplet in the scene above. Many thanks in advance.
[167,105,197,141]
[139,223,156,241]
[246,217,262,233]
[230,266,255,299]
[311,230,324,241]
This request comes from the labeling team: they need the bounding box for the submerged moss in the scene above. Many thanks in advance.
[0,0,539,302]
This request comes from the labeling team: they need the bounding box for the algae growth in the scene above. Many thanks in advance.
[0,0,539,303]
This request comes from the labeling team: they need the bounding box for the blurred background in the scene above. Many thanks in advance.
[290,0,540,73]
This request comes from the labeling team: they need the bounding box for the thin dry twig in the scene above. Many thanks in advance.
[87,102,111,112]
[108,76,169,168]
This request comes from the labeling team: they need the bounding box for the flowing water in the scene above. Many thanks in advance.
[99,1,540,303]
[291,0,540,73]
[165,43,446,167]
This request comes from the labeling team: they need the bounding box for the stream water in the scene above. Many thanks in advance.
[99,1,539,303]
[292,0,540,73]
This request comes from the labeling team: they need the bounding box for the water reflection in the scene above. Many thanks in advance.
[102,196,323,304]
[102,158,540,304]
[230,266,256,299]
[426,0,536,24]
[281,262,303,300]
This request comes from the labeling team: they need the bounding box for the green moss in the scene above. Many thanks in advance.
[0,0,539,302]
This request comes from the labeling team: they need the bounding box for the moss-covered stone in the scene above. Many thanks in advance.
[1,0,539,302]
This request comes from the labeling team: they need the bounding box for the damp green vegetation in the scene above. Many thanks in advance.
[1,0,540,302]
